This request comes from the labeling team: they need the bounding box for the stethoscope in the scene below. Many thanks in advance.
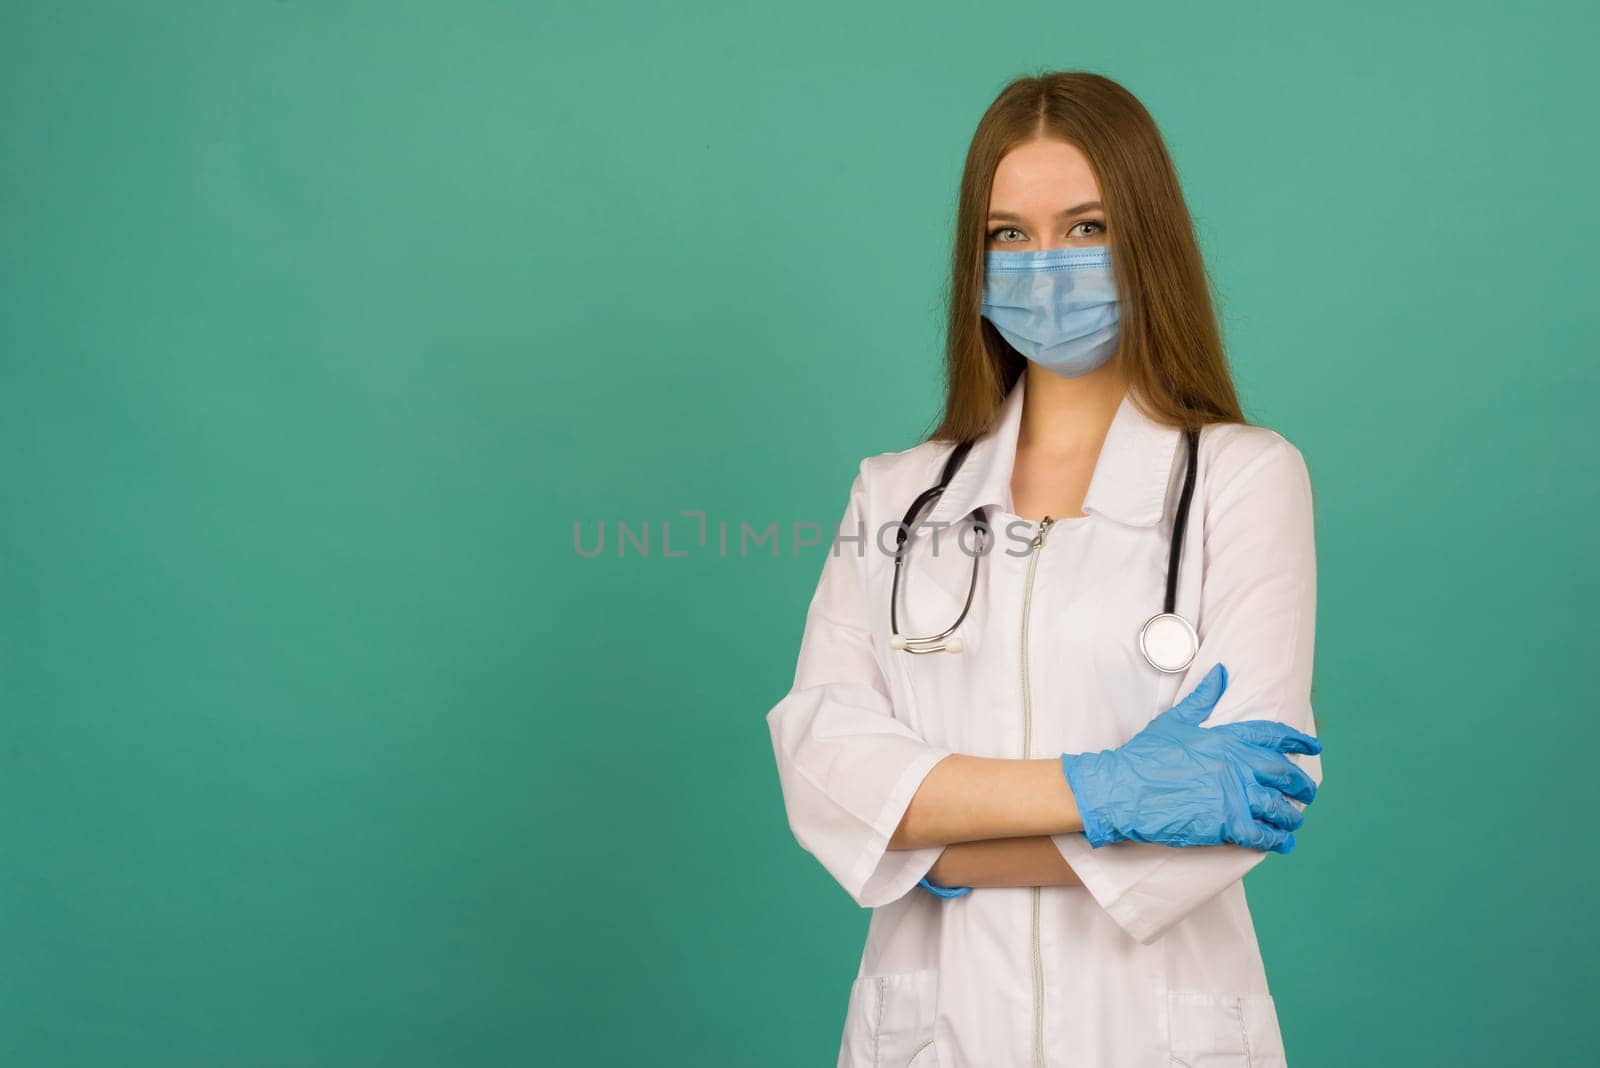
[889,426,1202,673]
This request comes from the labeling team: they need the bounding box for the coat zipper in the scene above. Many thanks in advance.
[1021,514,1054,1068]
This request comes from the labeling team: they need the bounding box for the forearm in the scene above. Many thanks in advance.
[887,754,1083,850]
[929,836,1084,889]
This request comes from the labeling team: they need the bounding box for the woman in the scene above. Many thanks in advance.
[765,71,1326,1067]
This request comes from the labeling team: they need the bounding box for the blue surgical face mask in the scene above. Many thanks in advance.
[980,244,1121,377]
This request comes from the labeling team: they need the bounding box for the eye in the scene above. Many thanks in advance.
[987,226,1024,242]
[1071,219,1107,237]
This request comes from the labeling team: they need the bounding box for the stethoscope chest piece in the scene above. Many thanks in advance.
[1138,611,1198,673]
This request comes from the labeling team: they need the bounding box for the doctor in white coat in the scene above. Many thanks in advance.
[765,71,1325,1067]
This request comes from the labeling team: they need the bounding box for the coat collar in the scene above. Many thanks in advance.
[924,374,1184,529]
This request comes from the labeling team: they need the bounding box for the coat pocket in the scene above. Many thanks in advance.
[837,969,939,1068]
[1166,991,1286,1067]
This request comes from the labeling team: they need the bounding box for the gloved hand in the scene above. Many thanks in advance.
[917,874,972,899]
[1059,663,1321,853]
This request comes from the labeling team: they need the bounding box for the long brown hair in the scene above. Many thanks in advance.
[930,71,1245,442]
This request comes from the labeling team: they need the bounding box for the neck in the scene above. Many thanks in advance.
[1018,361,1129,454]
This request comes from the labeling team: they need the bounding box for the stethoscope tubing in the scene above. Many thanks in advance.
[1164,425,1200,614]
[889,425,1201,668]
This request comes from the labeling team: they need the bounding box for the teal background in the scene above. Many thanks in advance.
[2,1,1595,1064]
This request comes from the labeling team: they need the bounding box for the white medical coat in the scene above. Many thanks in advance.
[765,375,1322,1067]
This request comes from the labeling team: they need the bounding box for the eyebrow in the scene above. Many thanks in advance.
[986,201,1104,221]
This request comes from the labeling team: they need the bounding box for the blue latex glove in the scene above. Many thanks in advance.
[1059,663,1321,853]
[918,874,972,898]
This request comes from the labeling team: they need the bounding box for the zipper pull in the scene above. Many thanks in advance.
[1030,514,1055,549]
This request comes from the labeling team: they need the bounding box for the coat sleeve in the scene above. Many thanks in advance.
[1051,435,1324,945]
[765,460,956,908]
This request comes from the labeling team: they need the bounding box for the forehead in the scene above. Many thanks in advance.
[988,139,1101,209]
